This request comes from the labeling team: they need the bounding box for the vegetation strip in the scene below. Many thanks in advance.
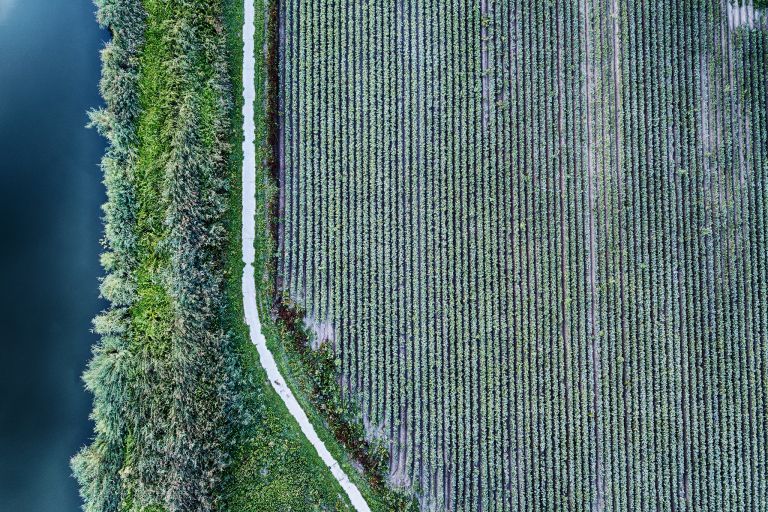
[240,0,370,509]
[72,1,243,509]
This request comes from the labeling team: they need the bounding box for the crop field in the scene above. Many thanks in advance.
[274,0,767,510]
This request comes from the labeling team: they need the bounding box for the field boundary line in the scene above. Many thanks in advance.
[240,0,370,509]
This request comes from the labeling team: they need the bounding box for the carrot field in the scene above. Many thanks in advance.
[274,0,768,509]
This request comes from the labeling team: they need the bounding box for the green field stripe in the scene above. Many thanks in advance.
[447,3,462,505]
[315,0,327,324]
[383,0,396,443]
[307,0,318,315]
[742,24,768,508]
[509,2,526,506]
[621,2,639,507]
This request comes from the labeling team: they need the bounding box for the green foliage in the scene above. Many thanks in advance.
[77,0,244,510]
[76,0,768,510]
[72,1,145,510]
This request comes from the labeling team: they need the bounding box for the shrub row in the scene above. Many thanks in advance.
[73,1,243,510]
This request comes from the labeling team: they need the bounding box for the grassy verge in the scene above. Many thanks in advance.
[220,0,354,509]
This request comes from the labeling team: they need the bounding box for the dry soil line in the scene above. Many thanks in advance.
[580,0,604,510]
[240,1,370,510]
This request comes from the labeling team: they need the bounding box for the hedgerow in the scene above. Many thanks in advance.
[71,1,145,510]
[75,0,239,506]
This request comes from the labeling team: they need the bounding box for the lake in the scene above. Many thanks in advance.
[0,1,108,510]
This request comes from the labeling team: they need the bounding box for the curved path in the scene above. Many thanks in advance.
[240,2,371,510]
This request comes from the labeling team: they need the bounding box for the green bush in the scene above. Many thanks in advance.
[75,0,241,510]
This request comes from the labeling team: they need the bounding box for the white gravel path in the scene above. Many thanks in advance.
[240,2,371,510]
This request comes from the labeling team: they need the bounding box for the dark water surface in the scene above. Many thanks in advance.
[0,1,107,510]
